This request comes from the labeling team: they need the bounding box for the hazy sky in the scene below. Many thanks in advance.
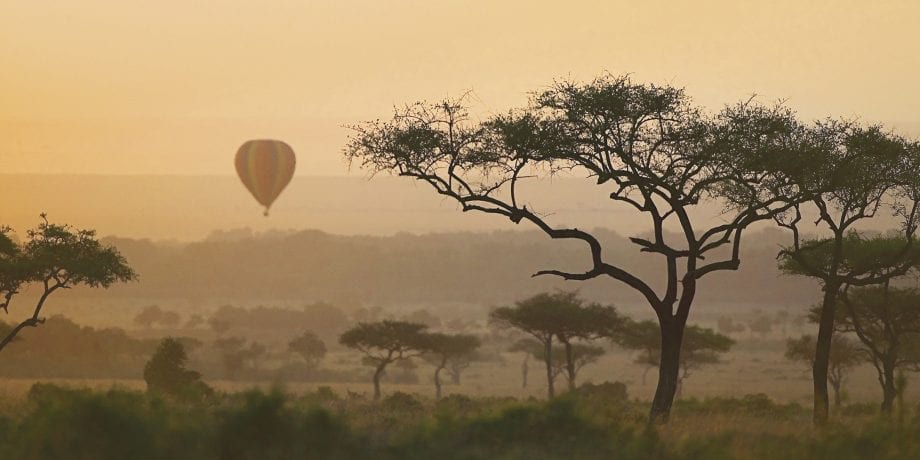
[2,1,918,176]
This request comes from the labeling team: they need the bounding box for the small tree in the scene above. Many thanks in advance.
[833,283,920,415]
[339,320,428,400]
[0,215,136,352]
[785,334,863,408]
[422,332,480,398]
[288,330,327,370]
[143,337,210,399]
[619,321,733,397]
[214,337,266,380]
[490,292,621,398]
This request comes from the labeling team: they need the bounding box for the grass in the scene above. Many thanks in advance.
[0,381,916,459]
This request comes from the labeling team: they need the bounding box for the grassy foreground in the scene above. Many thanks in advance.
[0,382,916,460]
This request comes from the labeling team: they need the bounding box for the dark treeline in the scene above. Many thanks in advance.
[89,227,818,308]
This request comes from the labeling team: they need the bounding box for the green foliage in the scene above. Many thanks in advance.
[5,385,920,459]
[217,389,360,460]
[780,233,920,279]
[143,338,212,401]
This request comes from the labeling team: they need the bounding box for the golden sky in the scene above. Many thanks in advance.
[2,0,918,176]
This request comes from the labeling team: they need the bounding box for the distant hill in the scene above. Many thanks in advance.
[70,227,822,317]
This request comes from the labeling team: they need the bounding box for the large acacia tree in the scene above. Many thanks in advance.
[780,201,920,425]
[0,215,136,352]
[346,75,808,423]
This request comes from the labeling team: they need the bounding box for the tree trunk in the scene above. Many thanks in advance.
[649,317,685,424]
[830,377,842,408]
[373,363,386,400]
[521,354,529,389]
[812,279,840,426]
[562,339,576,391]
[543,339,555,399]
[434,366,443,399]
[434,357,447,399]
[881,360,896,417]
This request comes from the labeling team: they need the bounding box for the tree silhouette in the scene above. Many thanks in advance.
[346,75,810,422]
[785,334,863,408]
[775,127,920,425]
[339,320,428,400]
[143,337,210,399]
[0,215,136,353]
[421,332,480,398]
[833,283,920,415]
[490,292,621,397]
[288,330,327,370]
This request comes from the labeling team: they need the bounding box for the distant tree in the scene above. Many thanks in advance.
[619,321,734,397]
[509,338,605,387]
[774,126,920,425]
[346,74,812,422]
[185,314,205,330]
[0,215,136,353]
[143,337,210,399]
[832,283,920,415]
[213,337,266,380]
[134,305,163,329]
[444,349,485,385]
[339,320,428,400]
[288,331,327,370]
[158,310,181,328]
[785,334,864,408]
[716,315,746,335]
[747,313,773,338]
[490,292,622,397]
[421,332,480,398]
[208,315,231,336]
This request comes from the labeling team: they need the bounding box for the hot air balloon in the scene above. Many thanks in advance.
[235,139,296,216]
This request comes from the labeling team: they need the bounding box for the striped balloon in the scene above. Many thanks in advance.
[234,139,296,216]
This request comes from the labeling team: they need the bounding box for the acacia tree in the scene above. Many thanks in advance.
[618,320,733,397]
[346,75,808,423]
[834,283,920,415]
[490,291,621,398]
[510,338,605,388]
[775,128,920,425]
[785,334,864,408]
[421,332,480,398]
[0,215,136,352]
[339,320,428,400]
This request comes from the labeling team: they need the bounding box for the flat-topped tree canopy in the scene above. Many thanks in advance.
[0,214,137,352]
[346,74,811,423]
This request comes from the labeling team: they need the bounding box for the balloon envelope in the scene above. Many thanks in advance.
[235,139,296,215]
